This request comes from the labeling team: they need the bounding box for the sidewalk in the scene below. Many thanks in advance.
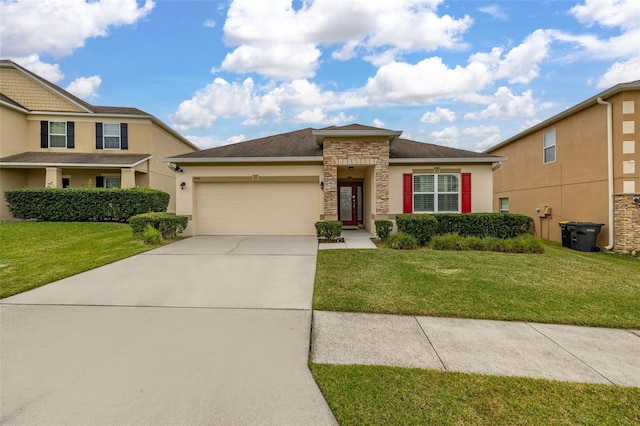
[311,311,640,387]
[318,229,377,250]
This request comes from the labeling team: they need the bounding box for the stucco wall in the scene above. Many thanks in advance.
[388,164,494,215]
[0,105,28,157]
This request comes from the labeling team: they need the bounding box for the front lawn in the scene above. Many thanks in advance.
[314,241,640,328]
[0,222,164,299]
[311,364,640,425]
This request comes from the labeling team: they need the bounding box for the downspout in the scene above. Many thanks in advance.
[597,97,614,251]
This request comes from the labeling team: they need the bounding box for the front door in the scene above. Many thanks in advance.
[338,182,362,227]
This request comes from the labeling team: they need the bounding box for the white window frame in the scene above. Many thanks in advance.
[103,123,121,150]
[499,198,509,213]
[49,121,67,148]
[543,129,556,164]
[413,173,460,213]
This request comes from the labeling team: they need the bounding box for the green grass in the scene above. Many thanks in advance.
[314,241,640,328]
[0,222,164,299]
[310,364,640,425]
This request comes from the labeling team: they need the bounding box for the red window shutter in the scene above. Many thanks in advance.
[403,173,413,213]
[461,172,471,213]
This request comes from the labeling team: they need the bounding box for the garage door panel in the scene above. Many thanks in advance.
[196,182,318,235]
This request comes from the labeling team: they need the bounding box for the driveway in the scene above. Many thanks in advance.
[0,236,337,425]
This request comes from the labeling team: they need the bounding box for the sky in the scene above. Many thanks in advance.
[1,0,639,152]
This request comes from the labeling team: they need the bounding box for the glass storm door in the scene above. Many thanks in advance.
[338,183,361,227]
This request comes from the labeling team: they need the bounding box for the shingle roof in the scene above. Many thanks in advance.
[0,93,27,110]
[0,152,151,167]
[168,125,503,162]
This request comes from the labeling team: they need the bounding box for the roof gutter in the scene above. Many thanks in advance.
[390,157,507,164]
[597,97,615,251]
[162,156,323,164]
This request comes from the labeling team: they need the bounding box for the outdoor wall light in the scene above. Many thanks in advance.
[320,181,324,190]
[180,182,186,190]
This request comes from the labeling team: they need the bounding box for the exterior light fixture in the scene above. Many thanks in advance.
[320,181,324,190]
[180,182,186,190]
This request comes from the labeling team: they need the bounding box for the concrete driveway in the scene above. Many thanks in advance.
[1,236,337,425]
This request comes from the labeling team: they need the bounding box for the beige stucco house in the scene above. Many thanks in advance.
[0,59,198,220]
[164,125,505,236]
[485,80,640,253]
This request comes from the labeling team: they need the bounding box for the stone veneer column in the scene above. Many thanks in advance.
[613,194,640,254]
[322,138,390,218]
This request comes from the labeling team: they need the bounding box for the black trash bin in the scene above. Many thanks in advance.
[558,221,571,248]
[569,222,605,252]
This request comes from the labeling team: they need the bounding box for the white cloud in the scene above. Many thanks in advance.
[462,125,500,136]
[365,57,492,103]
[597,56,640,88]
[221,0,472,79]
[420,107,456,123]
[0,0,155,58]
[292,108,355,125]
[570,0,640,31]
[203,19,216,28]
[552,29,640,60]
[186,134,245,149]
[465,87,537,120]
[372,118,385,128]
[66,75,101,99]
[169,77,281,130]
[10,54,64,83]
[478,4,507,21]
[495,29,553,84]
[475,133,502,150]
[429,126,460,147]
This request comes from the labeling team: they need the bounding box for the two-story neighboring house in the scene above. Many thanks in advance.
[486,80,640,254]
[0,59,198,220]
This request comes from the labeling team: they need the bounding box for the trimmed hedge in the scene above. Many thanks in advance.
[374,220,393,240]
[129,212,188,239]
[4,187,169,222]
[315,221,342,241]
[431,233,544,254]
[386,231,418,250]
[396,214,438,245]
[433,213,534,239]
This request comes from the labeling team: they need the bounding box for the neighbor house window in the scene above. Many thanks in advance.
[103,123,121,149]
[49,121,67,148]
[413,174,459,213]
[104,177,121,188]
[499,198,509,213]
[543,129,556,163]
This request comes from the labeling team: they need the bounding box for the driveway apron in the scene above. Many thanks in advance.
[0,236,337,425]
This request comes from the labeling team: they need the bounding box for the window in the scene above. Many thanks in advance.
[543,129,556,163]
[413,174,459,213]
[104,177,121,188]
[103,123,121,149]
[499,198,509,213]
[49,121,67,148]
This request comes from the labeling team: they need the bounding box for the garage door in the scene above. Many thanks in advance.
[195,181,319,235]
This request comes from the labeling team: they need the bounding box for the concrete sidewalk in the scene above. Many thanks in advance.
[318,229,377,250]
[311,311,640,387]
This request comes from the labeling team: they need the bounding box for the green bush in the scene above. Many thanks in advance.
[433,213,533,239]
[431,233,544,253]
[395,214,438,245]
[129,212,188,239]
[315,221,342,241]
[142,224,162,245]
[4,187,169,222]
[386,231,418,250]
[374,220,393,240]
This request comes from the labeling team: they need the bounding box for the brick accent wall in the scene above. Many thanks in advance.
[0,68,85,112]
[613,194,640,254]
[322,138,390,216]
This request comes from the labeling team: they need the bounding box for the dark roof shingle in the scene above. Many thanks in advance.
[0,152,151,166]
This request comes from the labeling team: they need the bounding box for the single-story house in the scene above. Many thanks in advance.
[164,124,506,236]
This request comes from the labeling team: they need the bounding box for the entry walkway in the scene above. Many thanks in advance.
[318,229,377,250]
[311,311,640,387]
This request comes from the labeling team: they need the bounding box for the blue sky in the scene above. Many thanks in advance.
[1,0,639,151]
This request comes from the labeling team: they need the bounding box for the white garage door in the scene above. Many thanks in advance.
[195,181,319,235]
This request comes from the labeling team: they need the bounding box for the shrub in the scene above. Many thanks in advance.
[433,213,533,239]
[431,233,544,254]
[315,221,342,241]
[129,212,188,239]
[142,224,162,245]
[4,187,169,222]
[386,231,418,250]
[396,214,438,245]
[374,220,393,240]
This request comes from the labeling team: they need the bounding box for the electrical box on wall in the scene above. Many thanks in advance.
[536,205,551,217]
